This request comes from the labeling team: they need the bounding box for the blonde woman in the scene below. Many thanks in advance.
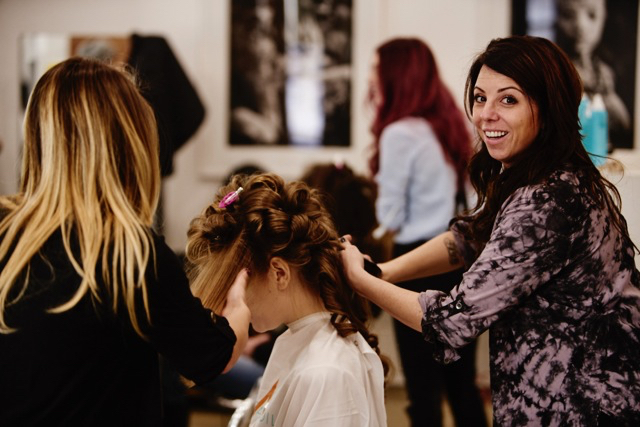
[0,57,250,426]
[187,173,388,426]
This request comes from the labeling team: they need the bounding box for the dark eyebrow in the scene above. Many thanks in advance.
[475,85,524,94]
[498,86,525,94]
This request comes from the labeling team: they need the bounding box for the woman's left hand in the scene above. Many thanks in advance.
[221,269,251,373]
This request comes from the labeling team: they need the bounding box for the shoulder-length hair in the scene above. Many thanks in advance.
[461,35,633,251]
[369,37,471,191]
[0,57,160,335]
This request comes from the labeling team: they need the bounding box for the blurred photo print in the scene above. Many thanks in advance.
[512,0,638,149]
[229,0,353,147]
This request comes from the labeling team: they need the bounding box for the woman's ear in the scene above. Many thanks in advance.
[269,257,290,290]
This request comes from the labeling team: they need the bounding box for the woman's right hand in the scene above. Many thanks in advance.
[340,235,424,332]
[339,235,372,294]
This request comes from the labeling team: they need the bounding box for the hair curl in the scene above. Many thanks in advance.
[186,173,390,379]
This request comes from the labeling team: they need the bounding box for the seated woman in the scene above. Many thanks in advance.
[186,172,389,426]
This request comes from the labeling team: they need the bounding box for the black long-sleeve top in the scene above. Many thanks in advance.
[0,224,234,426]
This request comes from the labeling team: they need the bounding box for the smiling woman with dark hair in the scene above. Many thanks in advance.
[341,35,640,426]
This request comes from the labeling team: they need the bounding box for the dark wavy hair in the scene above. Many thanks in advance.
[369,37,472,192]
[461,35,635,252]
[186,172,390,378]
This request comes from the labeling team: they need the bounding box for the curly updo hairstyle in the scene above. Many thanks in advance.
[186,173,389,377]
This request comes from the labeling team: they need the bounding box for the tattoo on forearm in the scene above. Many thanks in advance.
[444,238,460,266]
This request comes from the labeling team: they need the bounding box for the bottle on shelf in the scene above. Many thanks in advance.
[579,93,608,167]
[589,93,608,166]
[579,93,591,146]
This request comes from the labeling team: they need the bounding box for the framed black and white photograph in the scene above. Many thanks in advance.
[512,0,638,149]
[229,0,353,147]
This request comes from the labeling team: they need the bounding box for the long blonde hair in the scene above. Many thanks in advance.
[186,173,390,378]
[0,57,160,335]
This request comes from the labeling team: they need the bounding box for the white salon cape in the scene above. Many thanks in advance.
[249,312,387,427]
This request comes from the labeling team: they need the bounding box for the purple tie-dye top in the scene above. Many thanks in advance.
[418,169,640,425]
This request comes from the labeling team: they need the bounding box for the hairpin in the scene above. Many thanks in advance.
[219,187,244,209]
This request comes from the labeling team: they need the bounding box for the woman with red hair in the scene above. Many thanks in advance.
[368,37,486,427]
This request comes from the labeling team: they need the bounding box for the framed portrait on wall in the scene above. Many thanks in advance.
[512,0,638,150]
[229,0,352,147]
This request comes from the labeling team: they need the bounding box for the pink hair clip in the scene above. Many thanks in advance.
[219,187,244,209]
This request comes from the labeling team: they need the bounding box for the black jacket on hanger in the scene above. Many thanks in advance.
[128,34,206,177]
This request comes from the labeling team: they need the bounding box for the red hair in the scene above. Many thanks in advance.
[369,38,471,191]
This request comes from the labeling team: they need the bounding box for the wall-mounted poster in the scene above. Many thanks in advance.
[230,0,352,147]
[512,0,638,150]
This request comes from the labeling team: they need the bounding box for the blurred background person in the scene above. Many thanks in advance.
[367,37,486,427]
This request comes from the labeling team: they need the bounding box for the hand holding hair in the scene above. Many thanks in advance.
[340,236,423,331]
[340,234,382,278]
[339,236,370,293]
[222,268,250,311]
[220,268,251,373]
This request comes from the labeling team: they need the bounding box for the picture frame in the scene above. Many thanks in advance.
[512,0,638,150]
[197,0,374,182]
[229,0,353,148]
